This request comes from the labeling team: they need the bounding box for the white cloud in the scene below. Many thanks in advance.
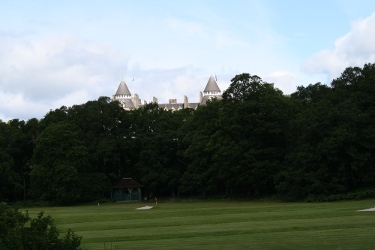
[5,2,372,122]
[0,92,48,122]
[127,68,210,105]
[303,12,375,81]
[0,35,130,120]
[264,71,297,94]
[51,90,91,110]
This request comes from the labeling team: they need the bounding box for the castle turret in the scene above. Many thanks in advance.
[112,76,135,110]
[200,75,222,105]
[111,74,220,111]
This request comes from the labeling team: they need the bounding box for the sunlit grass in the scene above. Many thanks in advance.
[24,199,375,249]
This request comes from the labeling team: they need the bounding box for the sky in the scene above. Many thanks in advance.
[1,0,375,122]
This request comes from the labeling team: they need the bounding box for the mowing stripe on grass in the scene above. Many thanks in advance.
[24,200,375,249]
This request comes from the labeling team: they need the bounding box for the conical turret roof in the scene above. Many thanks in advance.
[115,76,131,96]
[200,75,222,105]
[204,75,221,92]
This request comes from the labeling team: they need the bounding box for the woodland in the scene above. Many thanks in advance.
[1,63,375,204]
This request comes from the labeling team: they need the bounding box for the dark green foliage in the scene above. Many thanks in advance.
[28,97,124,204]
[31,122,91,204]
[0,120,32,201]
[277,63,375,200]
[2,63,375,203]
[0,203,82,250]
[132,103,190,197]
[305,188,375,202]
[181,73,294,197]
[180,100,223,196]
[218,74,293,196]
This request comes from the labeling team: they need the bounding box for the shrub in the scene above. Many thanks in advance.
[0,203,82,250]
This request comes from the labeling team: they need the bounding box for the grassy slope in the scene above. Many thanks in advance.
[24,200,375,250]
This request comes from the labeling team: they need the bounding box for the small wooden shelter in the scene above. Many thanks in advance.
[111,178,143,201]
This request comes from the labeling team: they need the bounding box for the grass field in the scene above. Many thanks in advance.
[23,199,375,250]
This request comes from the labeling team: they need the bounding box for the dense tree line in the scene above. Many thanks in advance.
[1,63,375,203]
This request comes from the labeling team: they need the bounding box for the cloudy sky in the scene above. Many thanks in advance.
[1,0,375,122]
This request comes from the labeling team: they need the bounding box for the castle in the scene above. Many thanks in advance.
[112,75,222,110]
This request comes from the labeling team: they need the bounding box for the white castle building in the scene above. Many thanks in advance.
[112,75,222,110]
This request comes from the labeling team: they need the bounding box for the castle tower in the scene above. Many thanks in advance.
[112,76,135,110]
[200,75,222,105]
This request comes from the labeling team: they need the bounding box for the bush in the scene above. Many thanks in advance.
[0,203,82,250]
[305,188,375,202]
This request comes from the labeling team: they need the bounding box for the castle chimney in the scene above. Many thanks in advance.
[133,93,141,109]
[184,95,188,108]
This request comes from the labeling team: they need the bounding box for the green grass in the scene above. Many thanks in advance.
[23,199,375,249]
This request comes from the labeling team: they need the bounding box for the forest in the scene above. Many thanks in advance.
[1,63,375,204]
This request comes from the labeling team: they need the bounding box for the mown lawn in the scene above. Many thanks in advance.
[24,199,375,249]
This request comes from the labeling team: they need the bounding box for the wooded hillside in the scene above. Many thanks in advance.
[1,63,375,204]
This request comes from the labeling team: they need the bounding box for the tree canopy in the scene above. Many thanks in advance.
[1,63,375,203]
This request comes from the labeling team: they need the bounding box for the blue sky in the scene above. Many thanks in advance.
[1,0,375,121]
